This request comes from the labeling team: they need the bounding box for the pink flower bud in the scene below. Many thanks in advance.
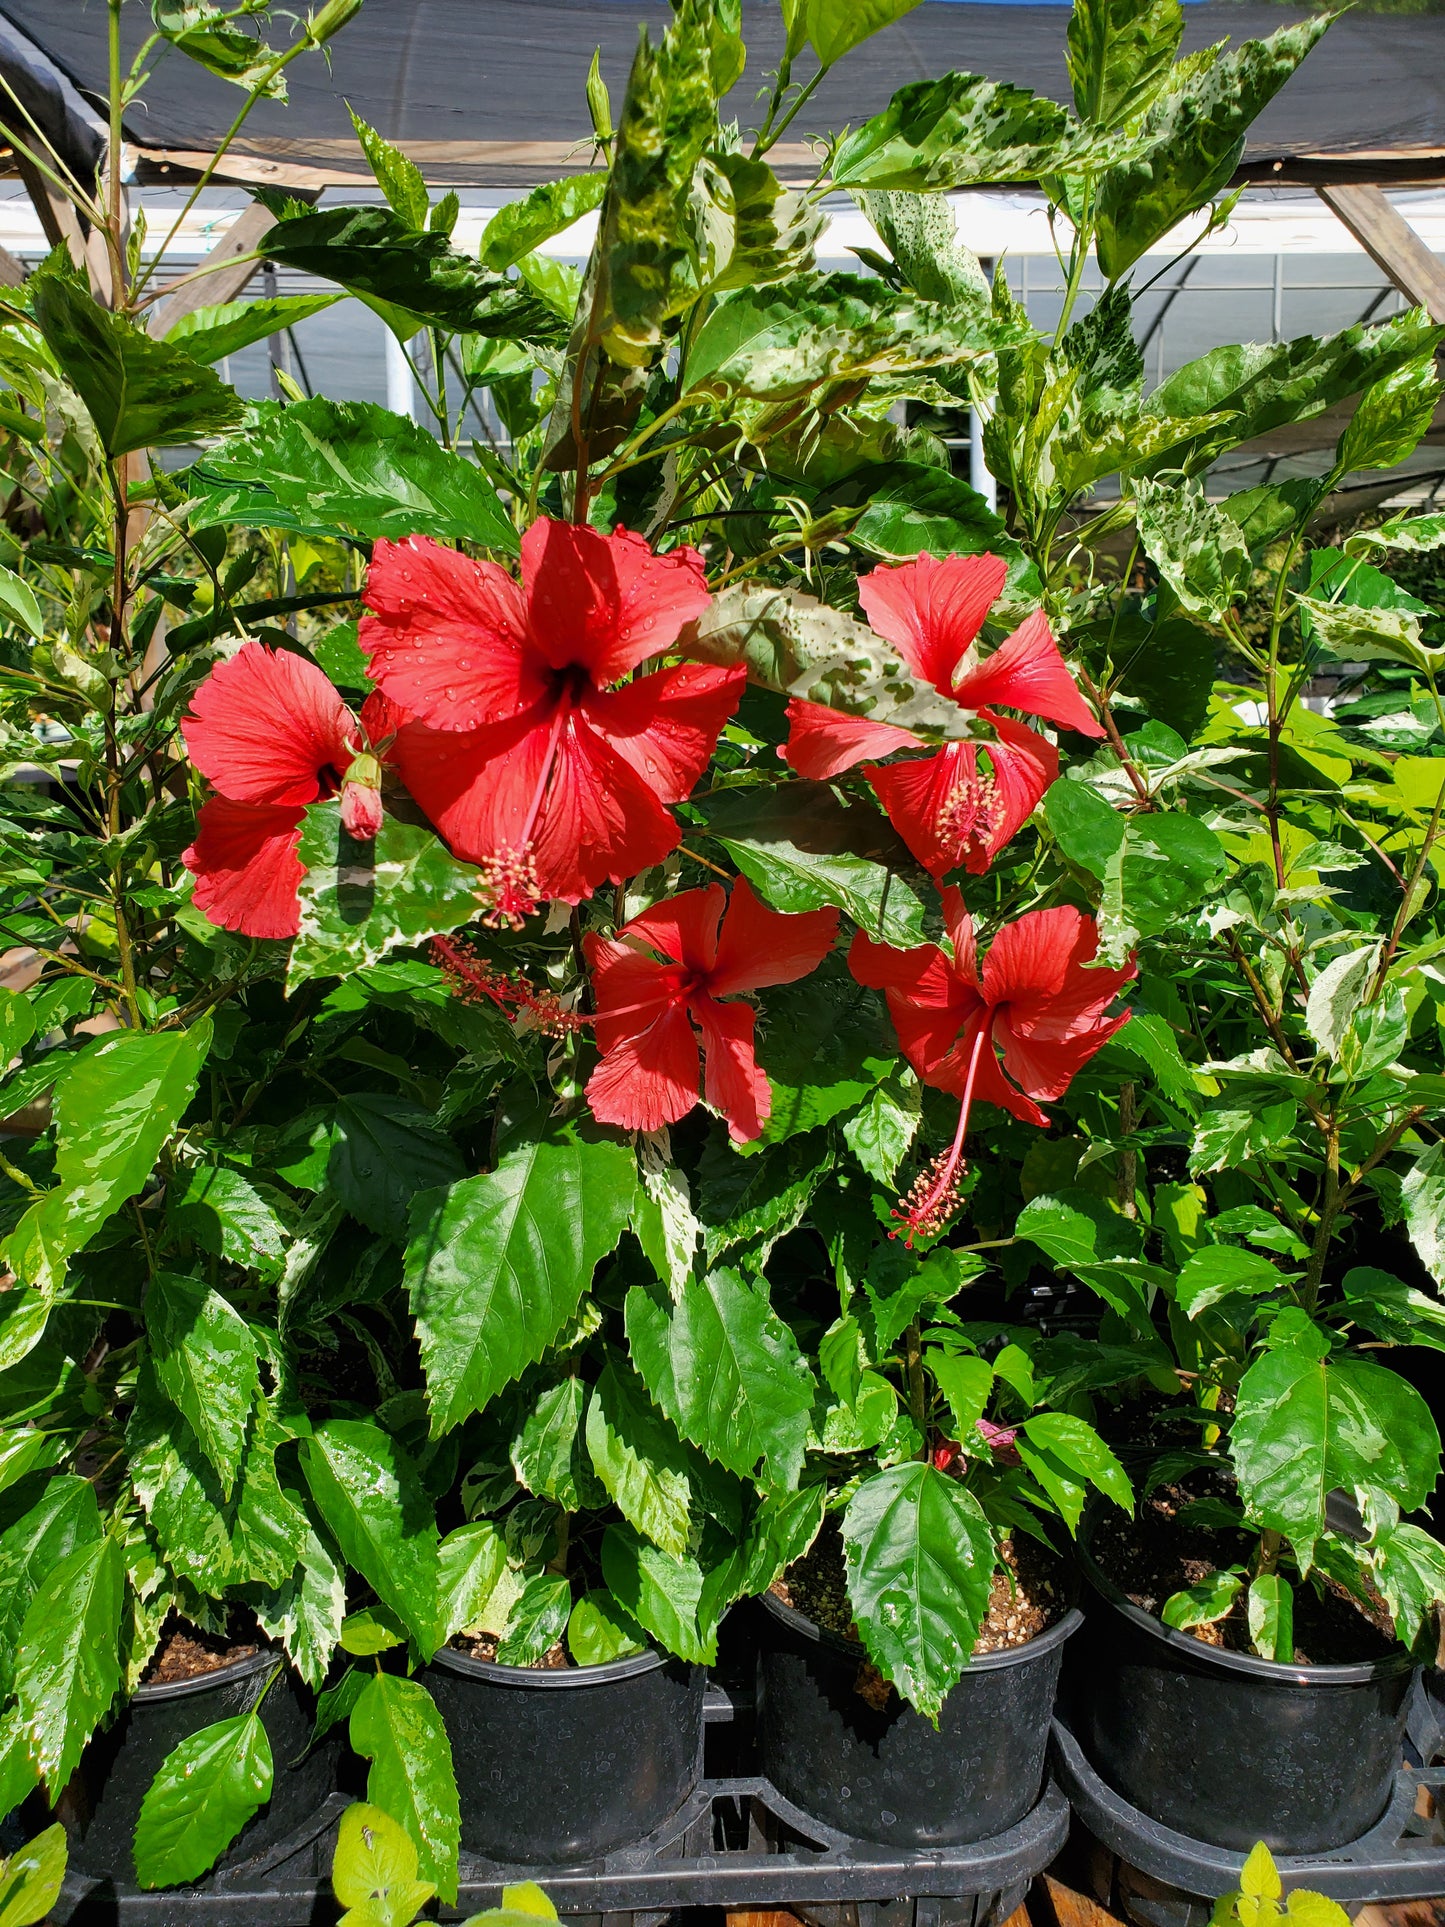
[340,752,383,839]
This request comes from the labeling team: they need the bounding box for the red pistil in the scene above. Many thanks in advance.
[892,1020,990,1246]
[431,934,585,1035]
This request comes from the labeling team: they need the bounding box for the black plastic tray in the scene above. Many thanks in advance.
[52,1773,1069,1927]
[1051,1709,1445,1905]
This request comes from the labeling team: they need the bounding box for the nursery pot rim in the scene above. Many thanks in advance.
[133,1645,281,1704]
[759,1582,1084,1672]
[1075,1516,1415,1686]
[429,1640,673,1689]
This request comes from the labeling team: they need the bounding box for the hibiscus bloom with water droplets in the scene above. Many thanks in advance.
[360,518,744,926]
[782,553,1102,877]
[850,893,1134,1242]
[181,641,396,941]
[583,879,839,1144]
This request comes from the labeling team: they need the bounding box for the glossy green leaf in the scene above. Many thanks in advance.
[1247,1573,1293,1662]
[703,787,931,951]
[497,1573,573,1666]
[805,0,920,65]
[330,1802,436,1927]
[0,1476,100,1698]
[1174,1245,1282,1319]
[1403,1140,1445,1287]
[1134,476,1252,628]
[841,461,1018,569]
[253,1516,347,1691]
[146,1273,259,1495]
[625,1270,816,1489]
[831,74,1102,192]
[0,569,41,640]
[1096,20,1330,280]
[600,1522,714,1663]
[15,1535,124,1793]
[5,1023,211,1294]
[169,1164,287,1275]
[1341,1267,1445,1354]
[842,1071,921,1185]
[0,1822,66,1927]
[512,1377,600,1512]
[1369,1521,1445,1650]
[134,1705,274,1888]
[198,398,518,552]
[259,204,559,340]
[323,1092,466,1245]
[1338,352,1442,473]
[32,274,242,455]
[696,1129,833,1266]
[585,1353,696,1558]
[151,4,287,93]
[349,1673,460,1904]
[407,1127,635,1433]
[567,1588,648,1666]
[288,802,490,990]
[1067,0,1183,130]
[686,273,1000,400]
[0,1291,47,1376]
[165,294,338,366]
[437,1523,508,1641]
[349,108,430,229]
[301,1419,441,1656]
[1022,1412,1132,1512]
[482,175,609,271]
[930,1351,994,1442]
[842,1462,995,1721]
[1161,1568,1242,1629]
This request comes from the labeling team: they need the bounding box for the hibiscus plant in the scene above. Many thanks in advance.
[2,0,1445,1900]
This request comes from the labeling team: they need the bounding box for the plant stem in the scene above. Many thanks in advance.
[904,1319,928,1457]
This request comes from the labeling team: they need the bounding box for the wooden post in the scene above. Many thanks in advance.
[1316,184,1445,326]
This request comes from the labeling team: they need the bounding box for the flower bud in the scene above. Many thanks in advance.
[339,751,383,839]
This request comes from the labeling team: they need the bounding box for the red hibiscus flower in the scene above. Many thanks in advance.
[782,553,1102,876]
[850,892,1134,1240]
[181,642,395,941]
[583,879,838,1143]
[360,518,744,926]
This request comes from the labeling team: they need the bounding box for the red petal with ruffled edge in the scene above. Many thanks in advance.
[708,877,838,997]
[182,642,353,807]
[623,885,726,976]
[693,992,770,1142]
[360,536,542,732]
[984,906,1135,1100]
[183,795,306,939]
[359,688,410,746]
[584,662,745,803]
[780,697,919,780]
[521,519,711,684]
[848,931,978,1081]
[584,932,701,1130]
[952,608,1102,737]
[533,715,684,900]
[858,553,1008,695]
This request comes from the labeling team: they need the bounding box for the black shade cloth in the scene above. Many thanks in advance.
[12,1,1445,185]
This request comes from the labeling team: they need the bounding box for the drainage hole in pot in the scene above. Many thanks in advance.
[1090,1477,1396,1665]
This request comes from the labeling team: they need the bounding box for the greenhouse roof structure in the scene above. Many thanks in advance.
[7,1,1445,192]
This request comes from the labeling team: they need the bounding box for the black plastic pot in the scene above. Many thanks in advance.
[1069,1526,1419,1854]
[57,1649,333,1883]
[423,1643,706,1865]
[756,1588,1082,1848]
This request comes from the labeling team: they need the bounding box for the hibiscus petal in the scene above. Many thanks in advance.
[623,884,726,976]
[693,992,770,1143]
[359,688,410,748]
[971,713,1058,869]
[585,1001,701,1133]
[781,697,919,780]
[521,520,711,685]
[980,905,1098,1010]
[708,877,838,997]
[952,608,1102,737]
[996,1006,1130,1105]
[391,710,546,868]
[584,934,682,1050]
[361,536,543,731]
[848,930,980,1089]
[858,554,1008,694]
[584,662,744,802]
[182,795,306,940]
[939,885,980,989]
[182,641,352,807]
[532,715,684,901]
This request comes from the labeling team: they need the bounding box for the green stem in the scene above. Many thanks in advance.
[904,1319,928,1457]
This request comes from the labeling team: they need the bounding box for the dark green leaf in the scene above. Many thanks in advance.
[165,294,338,366]
[300,1418,440,1656]
[134,1706,273,1888]
[695,1128,832,1266]
[511,1377,599,1512]
[197,397,518,552]
[585,1353,697,1559]
[349,1673,460,1904]
[405,1128,636,1433]
[349,108,430,230]
[481,175,609,271]
[1067,0,1183,130]
[600,1522,714,1663]
[321,1093,465,1246]
[146,1273,259,1495]
[151,4,286,93]
[15,1535,124,1793]
[625,1270,816,1488]
[1341,1266,1445,1353]
[842,1462,994,1720]
[497,1573,573,1665]
[1174,1244,1282,1319]
[32,275,241,455]
[169,1164,287,1275]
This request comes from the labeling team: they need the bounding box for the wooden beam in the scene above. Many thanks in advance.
[1317,184,1445,324]
[11,146,111,303]
[146,200,278,338]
